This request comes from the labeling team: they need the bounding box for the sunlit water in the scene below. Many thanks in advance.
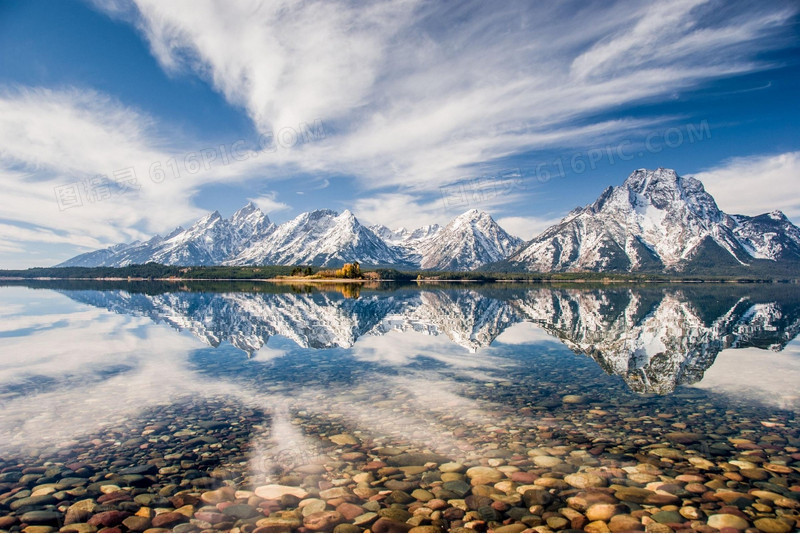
[0,281,798,533]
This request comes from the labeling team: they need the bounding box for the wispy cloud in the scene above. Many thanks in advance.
[248,192,290,215]
[692,151,800,222]
[105,0,796,191]
[0,88,200,250]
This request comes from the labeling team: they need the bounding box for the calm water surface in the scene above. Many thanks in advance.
[0,282,798,533]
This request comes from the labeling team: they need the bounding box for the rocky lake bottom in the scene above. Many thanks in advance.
[0,282,799,533]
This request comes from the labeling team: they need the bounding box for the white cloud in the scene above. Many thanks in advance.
[693,341,800,411]
[351,193,451,230]
[496,216,563,241]
[0,88,201,251]
[0,87,299,266]
[103,0,797,191]
[248,192,290,215]
[693,151,800,222]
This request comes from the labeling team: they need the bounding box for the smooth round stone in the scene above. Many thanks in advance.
[564,473,606,489]
[440,472,464,483]
[585,504,623,522]
[388,490,415,504]
[546,516,569,529]
[304,511,345,532]
[121,516,151,531]
[10,495,56,510]
[329,434,358,445]
[522,489,553,507]
[439,463,465,473]
[442,480,471,498]
[221,503,258,519]
[679,506,702,520]
[256,516,302,530]
[20,527,55,533]
[337,503,364,521]
[465,466,503,483]
[302,499,328,517]
[585,520,611,533]
[492,524,527,533]
[532,456,562,468]
[753,518,792,533]
[378,508,412,523]
[150,512,186,528]
[333,524,361,533]
[254,484,309,500]
[614,486,653,503]
[562,395,586,404]
[87,511,129,528]
[649,448,683,459]
[58,523,96,533]
[200,487,235,504]
[20,511,60,524]
[64,499,96,524]
[651,510,683,524]
[608,514,644,532]
[763,463,793,474]
[739,468,769,480]
[706,513,749,530]
[412,489,434,502]
[688,457,715,469]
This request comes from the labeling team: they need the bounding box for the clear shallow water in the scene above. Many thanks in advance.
[0,282,799,533]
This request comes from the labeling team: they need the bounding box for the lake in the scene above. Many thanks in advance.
[0,281,798,533]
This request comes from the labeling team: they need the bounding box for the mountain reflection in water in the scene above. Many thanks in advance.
[36,282,800,395]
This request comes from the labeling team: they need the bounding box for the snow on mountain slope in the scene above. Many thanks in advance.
[57,205,272,267]
[228,209,408,267]
[417,210,523,270]
[506,168,798,272]
[58,204,520,270]
[729,211,800,260]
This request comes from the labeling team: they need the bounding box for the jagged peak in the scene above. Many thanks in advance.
[292,209,338,223]
[457,208,484,219]
[164,226,185,240]
[232,201,259,216]
[767,210,789,221]
[194,210,222,226]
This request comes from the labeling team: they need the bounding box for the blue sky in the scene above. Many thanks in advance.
[0,0,799,268]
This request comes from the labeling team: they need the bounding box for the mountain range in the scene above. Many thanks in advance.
[58,168,800,274]
[59,206,522,271]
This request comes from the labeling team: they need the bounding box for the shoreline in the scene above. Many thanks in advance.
[0,276,787,284]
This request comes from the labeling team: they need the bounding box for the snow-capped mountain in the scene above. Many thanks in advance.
[416,209,523,270]
[729,211,800,261]
[58,205,520,270]
[58,203,274,267]
[227,209,408,267]
[505,168,800,272]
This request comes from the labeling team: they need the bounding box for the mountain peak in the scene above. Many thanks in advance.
[235,201,259,214]
[457,208,484,219]
[508,168,800,272]
[195,210,222,226]
[768,210,788,221]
